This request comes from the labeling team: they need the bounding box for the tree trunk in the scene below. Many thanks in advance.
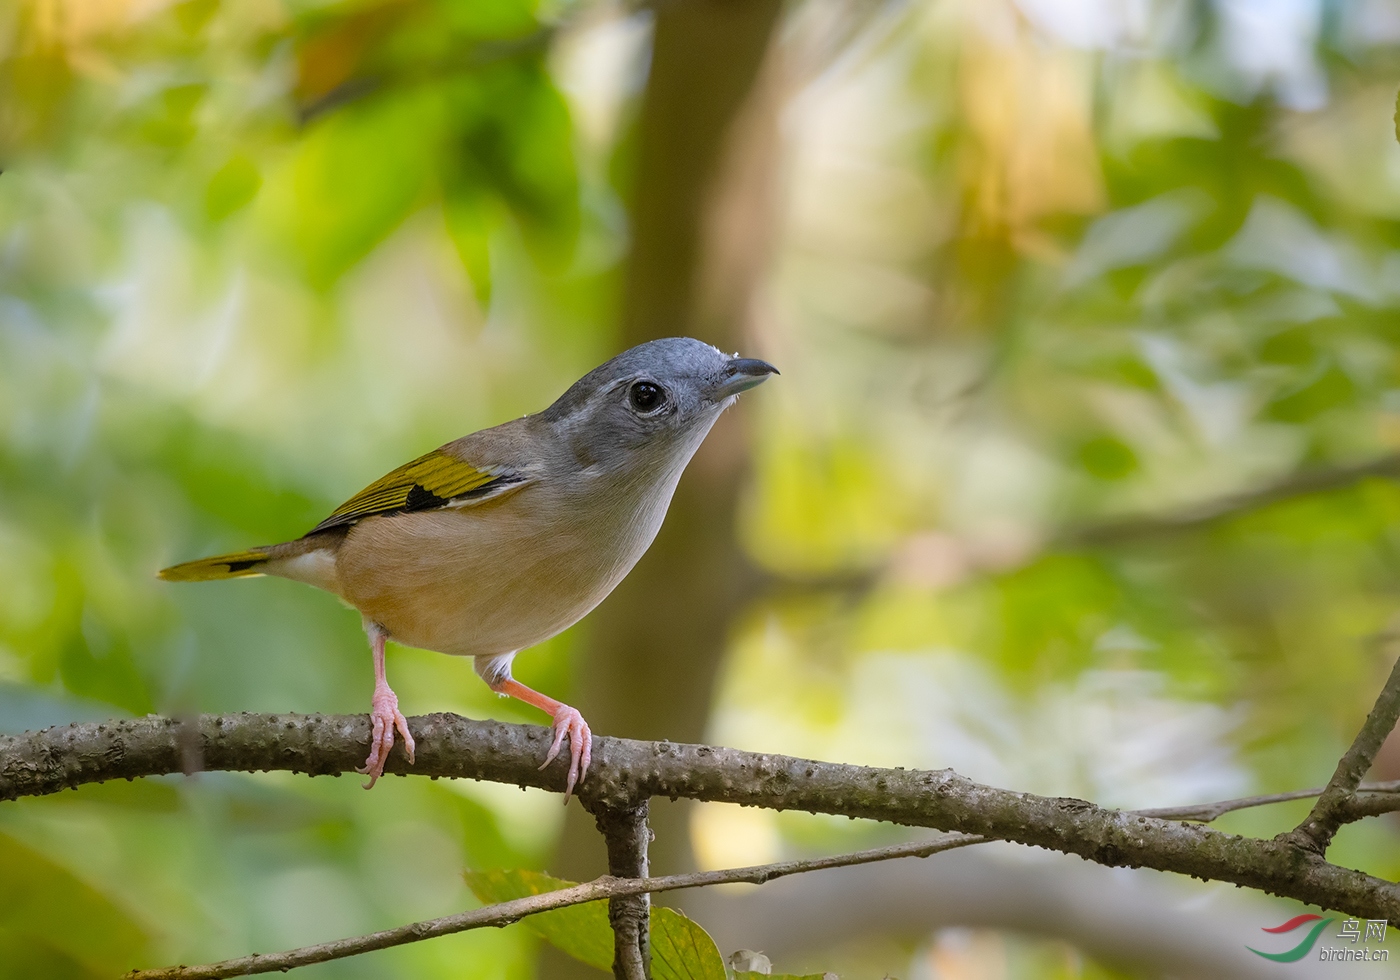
[544,6,785,978]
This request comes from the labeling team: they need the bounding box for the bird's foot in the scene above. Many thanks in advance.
[357,685,415,789]
[540,704,592,801]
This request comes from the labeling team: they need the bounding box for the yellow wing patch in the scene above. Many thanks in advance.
[309,449,510,534]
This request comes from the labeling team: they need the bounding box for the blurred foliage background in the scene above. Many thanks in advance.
[6,0,1400,977]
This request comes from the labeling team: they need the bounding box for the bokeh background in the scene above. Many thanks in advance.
[6,0,1400,977]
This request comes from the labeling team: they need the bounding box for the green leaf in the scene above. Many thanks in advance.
[0,831,149,976]
[173,0,220,36]
[465,869,613,971]
[650,906,726,980]
[443,63,580,271]
[57,619,153,717]
[1076,434,1138,480]
[444,189,495,309]
[1264,360,1355,423]
[465,869,726,980]
[205,154,261,222]
[132,83,207,149]
[261,93,439,287]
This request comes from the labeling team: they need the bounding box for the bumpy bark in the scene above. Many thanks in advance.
[591,802,653,980]
[5,711,1400,924]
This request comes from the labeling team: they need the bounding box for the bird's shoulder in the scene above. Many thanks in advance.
[305,417,548,536]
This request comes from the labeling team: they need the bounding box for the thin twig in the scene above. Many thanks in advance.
[1287,650,1400,854]
[1065,453,1400,547]
[756,453,1400,601]
[125,835,983,979]
[137,765,1400,980]
[1134,780,1400,823]
[1340,791,1400,822]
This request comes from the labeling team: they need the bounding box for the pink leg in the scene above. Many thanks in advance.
[492,678,592,800]
[356,624,415,789]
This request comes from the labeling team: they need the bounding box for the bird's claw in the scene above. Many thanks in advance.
[539,704,592,802]
[357,686,415,789]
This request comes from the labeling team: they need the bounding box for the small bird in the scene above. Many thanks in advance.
[160,338,777,795]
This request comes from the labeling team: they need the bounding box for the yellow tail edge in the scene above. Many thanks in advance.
[158,549,270,582]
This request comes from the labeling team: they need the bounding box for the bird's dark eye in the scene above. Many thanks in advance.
[629,381,665,413]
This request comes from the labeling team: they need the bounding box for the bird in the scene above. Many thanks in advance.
[159,338,778,796]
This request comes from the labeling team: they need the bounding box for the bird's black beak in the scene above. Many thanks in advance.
[714,357,780,399]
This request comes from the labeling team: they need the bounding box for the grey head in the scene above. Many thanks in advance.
[539,337,778,477]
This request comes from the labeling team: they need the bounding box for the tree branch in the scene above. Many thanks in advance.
[1134,780,1400,823]
[1286,650,1400,853]
[591,801,653,980]
[755,453,1400,605]
[126,836,983,979]
[5,712,1400,923]
[1064,452,1400,547]
[686,845,1304,980]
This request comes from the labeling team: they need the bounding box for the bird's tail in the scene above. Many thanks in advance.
[158,548,271,582]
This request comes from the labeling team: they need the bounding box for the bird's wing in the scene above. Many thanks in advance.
[307,447,529,535]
